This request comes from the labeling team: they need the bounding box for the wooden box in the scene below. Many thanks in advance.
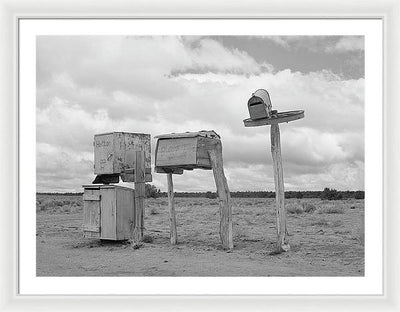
[154,131,220,172]
[94,132,151,175]
[82,184,134,240]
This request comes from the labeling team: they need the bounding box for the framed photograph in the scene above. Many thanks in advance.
[1,0,399,310]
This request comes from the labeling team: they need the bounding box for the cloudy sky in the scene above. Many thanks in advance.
[36,35,364,193]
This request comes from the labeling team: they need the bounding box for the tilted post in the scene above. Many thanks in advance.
[270,124,290,252]
[167,173,178,245]
[132,150,145,244]
[208,140,233,250]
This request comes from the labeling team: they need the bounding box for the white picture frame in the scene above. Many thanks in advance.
[1,0,399,310]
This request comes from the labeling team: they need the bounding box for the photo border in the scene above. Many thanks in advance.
[1,0,399,310]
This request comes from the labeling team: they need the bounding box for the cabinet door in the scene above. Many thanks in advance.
[100,188,117,239]
[116,188,135,240]
[83,189,101,238]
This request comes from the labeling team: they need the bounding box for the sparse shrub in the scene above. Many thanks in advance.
[286,203,303,214]
[330,220,344,227]
[318,206,345,214]
[302,202,316,213]
[321,187,342,200]
[354,191,365,200]
[149,206,159,215]
[205,191,217,199]
[145,184,161,198]
[142,234,154,243]
[310,218,329,226]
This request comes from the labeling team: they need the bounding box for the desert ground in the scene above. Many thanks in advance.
[36,195,364,276]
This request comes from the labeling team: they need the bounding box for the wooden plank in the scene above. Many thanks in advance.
[83,189,101,235]
[208,140,233,250]
[167,173,178,245]
[132,151,145,244]
[243,110,304,127]
[196,137,212,168]
[93,133,114,174]
[123,132,151,171]
[83,194,100,201]
[155,137,197,167]
[83,231,100,239]
[270,124,290,253]
[154,130,220,140]
[116,187,135,240]
[100,187,117,240]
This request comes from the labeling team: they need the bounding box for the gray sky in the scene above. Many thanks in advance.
[36,35,364,192]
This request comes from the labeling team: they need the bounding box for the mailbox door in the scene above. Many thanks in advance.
[100,187,117,240]
[83,188,101,238]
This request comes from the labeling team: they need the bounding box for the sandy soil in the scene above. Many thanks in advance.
[36,196,364,276]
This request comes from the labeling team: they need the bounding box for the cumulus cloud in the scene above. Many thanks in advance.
[36,36,364,192]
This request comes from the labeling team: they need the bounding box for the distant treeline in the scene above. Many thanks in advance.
[157,189,364,200]
[37,186,364,200]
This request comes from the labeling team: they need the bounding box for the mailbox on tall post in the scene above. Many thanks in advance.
[243,89,304,253]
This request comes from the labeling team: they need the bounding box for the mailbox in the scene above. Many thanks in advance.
[93,132,152,182]
[154,130,220,172]
[247,89,273,120]
[82,184,134,240]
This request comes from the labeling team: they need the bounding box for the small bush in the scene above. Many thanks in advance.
[302,202,316,213]
[286,203,303,214]
[142,234,154,243]
[318,206,345,214]
[205,191,217,199]
[149,206,159,215]
[310,218,329,226]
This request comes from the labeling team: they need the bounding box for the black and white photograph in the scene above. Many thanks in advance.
[35,34,366,277]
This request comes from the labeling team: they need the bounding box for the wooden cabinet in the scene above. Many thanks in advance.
[82,185,134,240]
[154,130,220,172]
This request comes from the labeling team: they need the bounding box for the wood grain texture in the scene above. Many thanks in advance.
[94,132,151,175]
[243,110,304,127]
[100,187,117,240]
[270,124,290,253]
[132,151,145,244]
[167,173,178,245]
[208,141,233,250]
[155,137,197,167]
[116,187,135,240]
[83,188,101,234]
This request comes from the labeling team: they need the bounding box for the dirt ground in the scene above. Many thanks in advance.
[36,196,364,276]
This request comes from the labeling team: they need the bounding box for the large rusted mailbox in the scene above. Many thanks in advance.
[247,89,273,120]
[93,132,152,182]
[154,130,220,173]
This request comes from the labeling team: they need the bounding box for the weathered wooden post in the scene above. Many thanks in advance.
[132,150,146,244]
[243,89,304,253]
[154,131,233,250]
[167,172,178,244]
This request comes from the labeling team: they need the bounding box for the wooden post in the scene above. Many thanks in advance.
[208,141,233,250]
[270,124,290,252]
[132,150,145,244]
[167,173,178,245]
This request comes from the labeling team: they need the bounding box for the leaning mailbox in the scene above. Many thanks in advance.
[154,130,233,250]
[154,130,220,173]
